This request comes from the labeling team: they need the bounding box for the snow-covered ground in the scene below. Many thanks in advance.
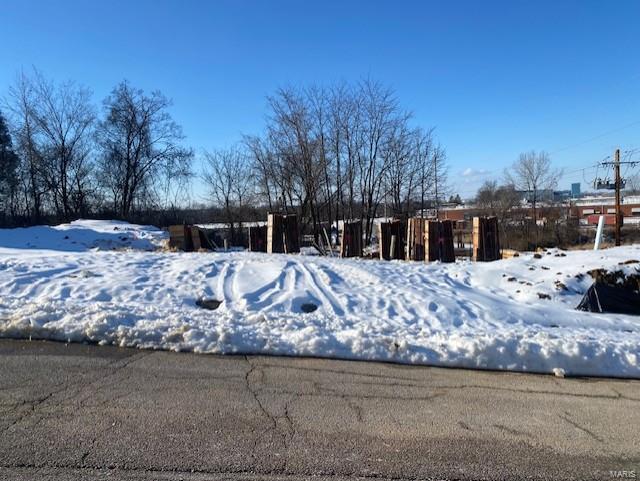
[0,220,638,378]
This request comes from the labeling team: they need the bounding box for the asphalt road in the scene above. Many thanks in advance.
[1,339,639,481]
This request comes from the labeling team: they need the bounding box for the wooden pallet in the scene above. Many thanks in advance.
[472,216,501,261]
[424,220,455,263]
[406,218,426,261]
[379,220,406,260]
[168,225,193,251]
[340,221,363,258]
[249,225,268,252]
[267,213,300,254]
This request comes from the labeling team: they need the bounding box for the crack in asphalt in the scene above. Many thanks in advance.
[1,387,68,434]
[558,412,605,444]
[244,356,308,474]
[1,351,152,434]
[251,364,640,402]
[244,356,277,431]
[2,344,639,481]
[252,363,640,401]
[243,355,290,473]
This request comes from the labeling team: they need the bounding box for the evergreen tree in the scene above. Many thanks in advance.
[0,110,21,220]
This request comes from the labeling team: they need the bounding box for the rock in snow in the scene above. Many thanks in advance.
[0,220,639,378]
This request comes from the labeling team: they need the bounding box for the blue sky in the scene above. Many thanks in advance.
[1,0,639,200]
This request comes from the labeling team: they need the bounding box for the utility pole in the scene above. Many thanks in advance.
[614,148,622,246]
[597,148,634,246]
[434,157,439,220]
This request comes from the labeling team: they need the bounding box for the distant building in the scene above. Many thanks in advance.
[516,189,555,203]
[571,183,581,198]
[553,190,572,202]
[571,195,640,225]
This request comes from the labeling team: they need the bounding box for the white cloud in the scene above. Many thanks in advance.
[461,167,491,177]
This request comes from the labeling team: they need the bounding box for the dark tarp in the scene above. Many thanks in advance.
[576,282,640,315]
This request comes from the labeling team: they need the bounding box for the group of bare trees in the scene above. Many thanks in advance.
[1,73,447,237]
[206,80,447,244]
[0,70,193,226]
[475,150,567,249]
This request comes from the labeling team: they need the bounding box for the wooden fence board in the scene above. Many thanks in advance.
[190,226,202,251]
[406,218,426,261]
[472,216,501,261]
[249,225,267,252]
[379,220,406,260]
[340,221,363,258]
[284,215,300,253]
[169,225,194,251]
[440,220,455,262]
[424,220,455,263]
[267,213,300,254]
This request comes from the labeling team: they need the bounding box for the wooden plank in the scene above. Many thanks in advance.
[169,224,193,251]
[267,213,299,254]
[440,220,455,263]
[284,214,300,253]
[472,216,501,261]
[425,220,455,263]
[379,220,405,261]
[378,222,386,260]
[267,213,284,254]
[340,221,362,258]
[406,218,426,261]
[424,220,439,262]
[190,227,202,251]
[249,225,267,252]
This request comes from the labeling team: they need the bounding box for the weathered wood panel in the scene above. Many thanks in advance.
[267,213,300,254]
[406,218,426,261]
[340,221,363,258]
[169,224,193,251]
[249,225,267,252]
[379,220,406,260]
[472,216,501,261]
[440,220,455,262]
[424,220,455,263]
[190,226,202,251]
[283,214,300,253]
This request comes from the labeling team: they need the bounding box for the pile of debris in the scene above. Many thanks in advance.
[168,225,217,252]
[577,263,640,315]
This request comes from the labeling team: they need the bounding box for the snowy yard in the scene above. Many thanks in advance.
[0,220,638,378]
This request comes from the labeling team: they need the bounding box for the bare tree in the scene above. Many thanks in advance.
[476,180,519,218]
[505,150,559,224]
[243,79,444,245]
[25,71,96,221]
[266,86,325,236]
[244,134,276,210]
[626,173,640,194]
[202,147,253,243]
[96,81,193,219]
[5,71,94,222]
[431,143,448,216]
[5,73,45,223]
[476,180,499,212]
[505,150,561,246]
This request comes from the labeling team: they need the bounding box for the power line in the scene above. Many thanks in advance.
[548,120,640,155]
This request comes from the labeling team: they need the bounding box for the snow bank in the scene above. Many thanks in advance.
[0,221,639,378]
[0,219,167,251]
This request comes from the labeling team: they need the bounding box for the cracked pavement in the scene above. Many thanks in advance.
[0,340,639,480]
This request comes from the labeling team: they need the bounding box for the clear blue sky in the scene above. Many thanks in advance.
[2,0,639,199]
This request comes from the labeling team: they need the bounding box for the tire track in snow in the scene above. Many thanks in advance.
[216,260,238,309]
[296,260,346,316]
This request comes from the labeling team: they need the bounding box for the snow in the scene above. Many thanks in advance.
[0,219,639,378]
[0,219,167,251]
